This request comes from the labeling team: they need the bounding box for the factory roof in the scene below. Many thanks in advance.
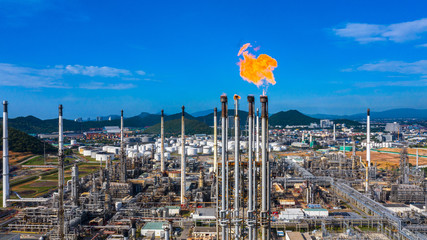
[383,203,408,208]
[303,208,328,211]
[141,221,167,230]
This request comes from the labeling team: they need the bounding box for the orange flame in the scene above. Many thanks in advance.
[233,94,241,100]
[237,43,277,87]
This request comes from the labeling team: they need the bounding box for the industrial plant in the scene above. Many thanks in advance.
[0,94,426,240]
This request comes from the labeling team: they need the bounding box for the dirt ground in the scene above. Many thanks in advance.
[349,148,427,169]
[0,151,34,164]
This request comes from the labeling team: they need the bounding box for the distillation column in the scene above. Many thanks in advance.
[71,164,79,206]
[2,101,9,208]
[247,96,255,240]
[58,105,65,240]
[220,95,228,240]
[181,106,186,205]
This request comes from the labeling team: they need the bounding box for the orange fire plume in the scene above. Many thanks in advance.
[237,43,277,87]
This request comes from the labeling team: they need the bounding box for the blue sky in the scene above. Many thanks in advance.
[0,0,426,119]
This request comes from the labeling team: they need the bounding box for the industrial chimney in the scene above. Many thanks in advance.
[219,95,228,239]
[260,95,270,240]
[58,104,65,240]
[181,106,186,205]
[161,110,165,172]
[2,101,9,208]
[120,110,127,182]
[233,95,241,239]
[247,95,255,240]
[365,108,370,193]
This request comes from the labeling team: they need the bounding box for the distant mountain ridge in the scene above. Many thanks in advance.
[309,108,427,120]
[2,109,362,134]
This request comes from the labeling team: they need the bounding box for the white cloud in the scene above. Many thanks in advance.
[64,65,131,77]
[136,70,146,75]
[357,60,427,75]
[418,43,427,47]
[0,63,67,88]
[334,18,427,43]
[0,63,145,89]
[79,82,136,90]
[356,79,427,88]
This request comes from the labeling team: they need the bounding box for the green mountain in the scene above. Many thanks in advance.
[269,110,319,126]
[4,110,359,134]
[196,110,249,126]
[143,118,213,136]
[0,128,57,154]
[5,112,196,134]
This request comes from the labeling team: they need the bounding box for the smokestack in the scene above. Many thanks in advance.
[233,95,241,239]
[416,149,419,168]
[247,95,255,240]
[254,108,259,238]
[58,105,65,240]
[214,108,218,173]
[120,110,127,182]
[161,110,165,172]
[220,95,228,239]
[260,95,269,240]
[2,101,9,208]
[333,124,336,141]
[366,108,370,193]
[181,106,186,205]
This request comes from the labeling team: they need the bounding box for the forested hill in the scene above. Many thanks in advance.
[0,127,57,154]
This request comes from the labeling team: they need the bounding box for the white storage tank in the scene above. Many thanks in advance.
[202,146,212,154]
[83,150,92,156]
[187,147,198,156]
[70,139,77,145]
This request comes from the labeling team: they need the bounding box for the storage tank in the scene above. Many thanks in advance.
[203,146,212,154]
[187,147,198,156]
[83,150,92,156]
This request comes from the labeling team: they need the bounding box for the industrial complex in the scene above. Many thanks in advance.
[1,95,427,240]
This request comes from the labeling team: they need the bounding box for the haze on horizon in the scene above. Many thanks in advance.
[0,0,426,119]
